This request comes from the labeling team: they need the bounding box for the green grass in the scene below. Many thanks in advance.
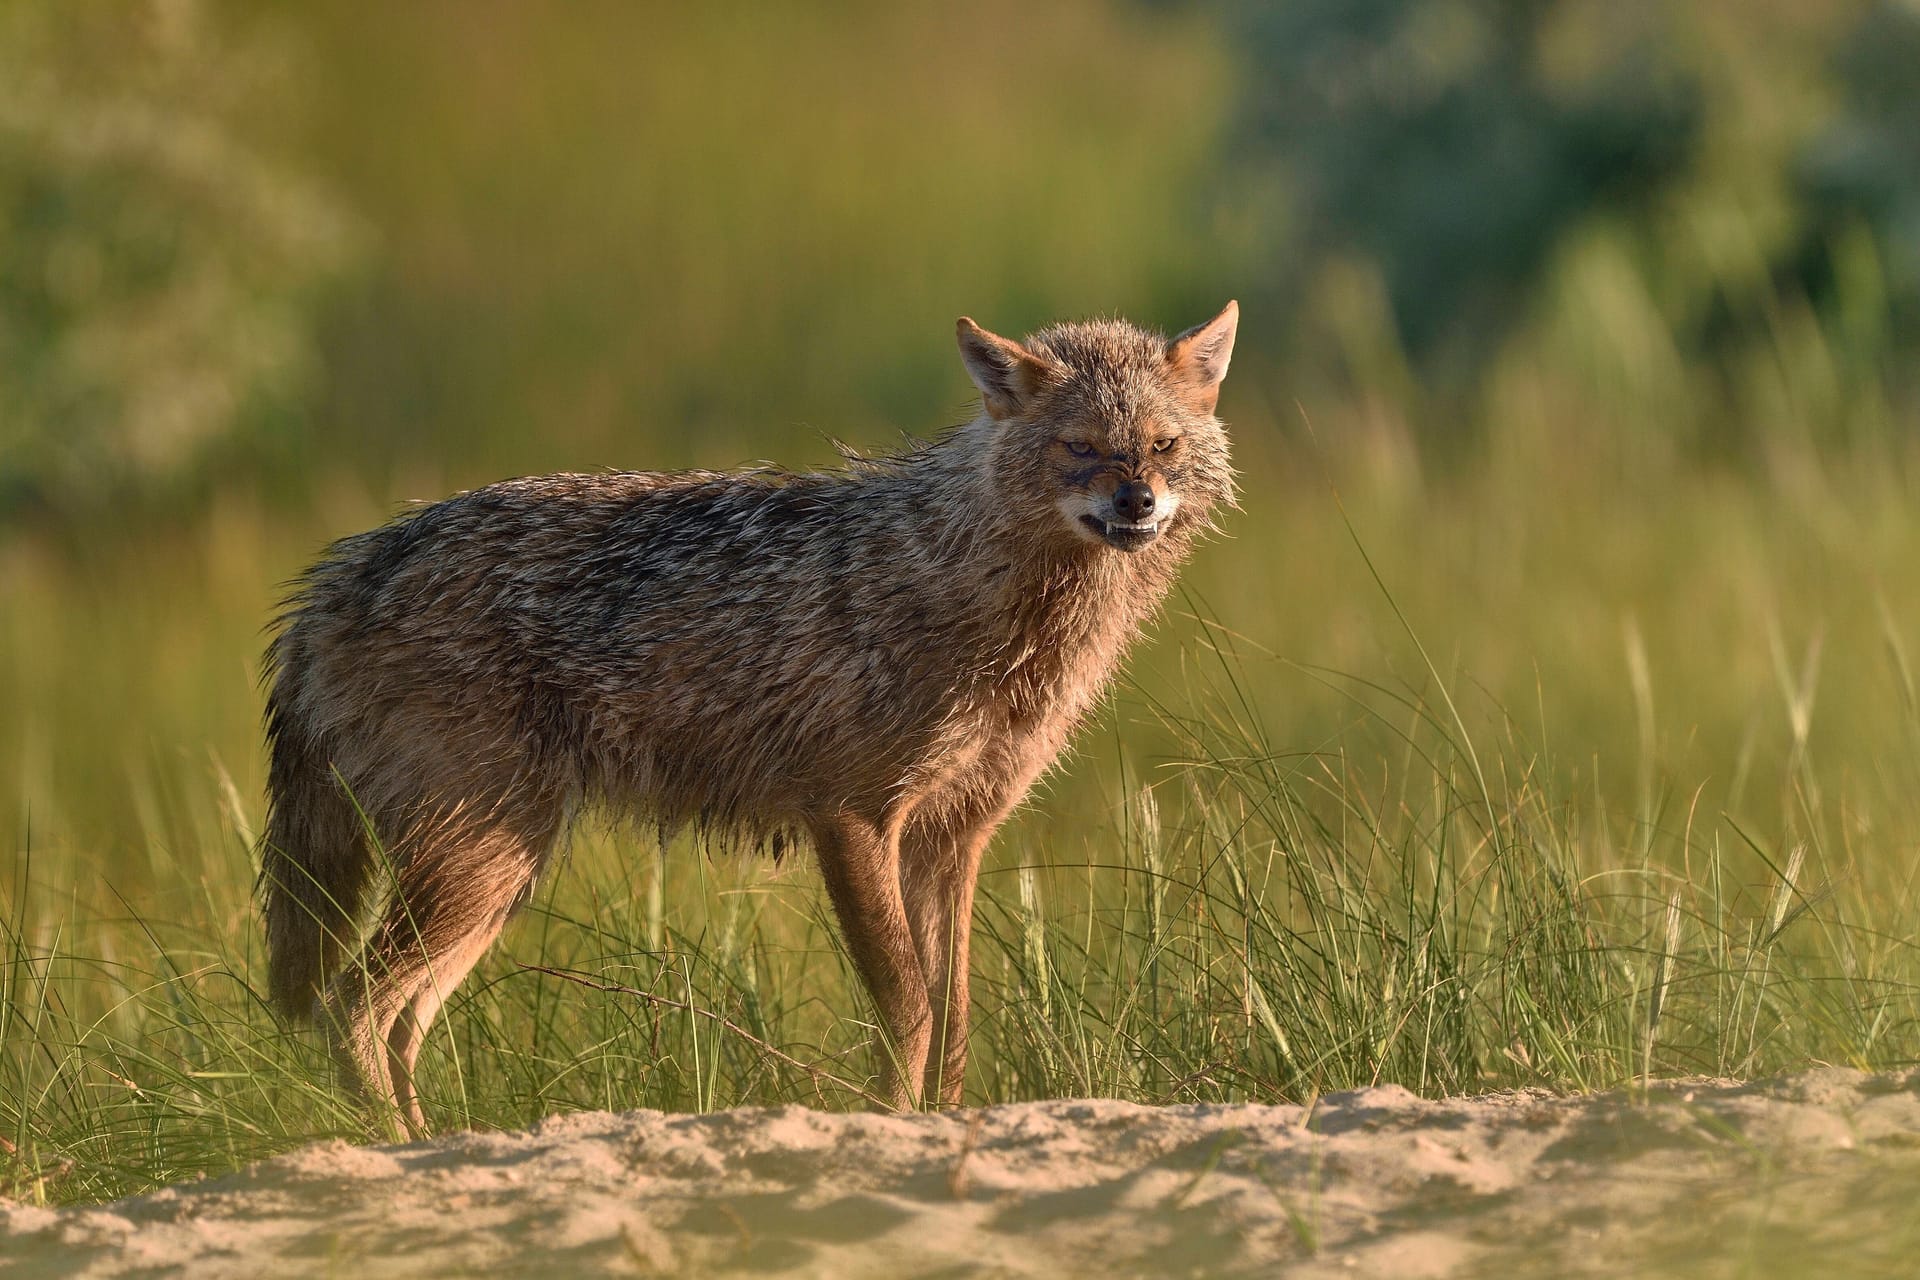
[10,444,1920,1207]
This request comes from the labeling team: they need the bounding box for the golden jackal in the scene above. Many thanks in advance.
[260,303,1239,1129]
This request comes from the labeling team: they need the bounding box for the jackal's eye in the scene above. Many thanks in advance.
[1062,440,1097,458]
[1152,436,1179,453]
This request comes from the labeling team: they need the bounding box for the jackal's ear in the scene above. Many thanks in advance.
[1165,300,1239,414]
[957,318,1057,421]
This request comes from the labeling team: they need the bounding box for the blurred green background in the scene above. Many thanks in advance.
[7,0,1920,914]
[15,1,1920,1204]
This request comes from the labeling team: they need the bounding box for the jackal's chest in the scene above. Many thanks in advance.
[981,611,1133,731]
[955,556,1174,747]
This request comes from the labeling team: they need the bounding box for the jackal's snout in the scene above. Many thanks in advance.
[1078,473,1173,551]
[1113,481,1156,522]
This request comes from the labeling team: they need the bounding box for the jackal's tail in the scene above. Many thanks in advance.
[258,714,371,1020]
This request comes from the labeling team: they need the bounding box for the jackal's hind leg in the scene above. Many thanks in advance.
[325,808,556,1136]
[383,911,510,1135]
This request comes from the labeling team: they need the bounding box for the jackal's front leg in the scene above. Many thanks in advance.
[901,819,995,1108]
[812,814,932,1109]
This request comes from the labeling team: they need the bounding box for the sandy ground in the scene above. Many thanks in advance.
[6,1069,1920,1278]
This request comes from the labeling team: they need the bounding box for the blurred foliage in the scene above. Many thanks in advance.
[1224,0,1700,386]
[1773,3,1920,376]
[1218,0,1920,451]
[0,0,358,515]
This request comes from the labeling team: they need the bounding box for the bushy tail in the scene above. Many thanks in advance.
[259,718,371,1020]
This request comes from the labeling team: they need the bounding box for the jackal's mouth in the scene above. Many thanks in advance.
[1079,514,1161,551]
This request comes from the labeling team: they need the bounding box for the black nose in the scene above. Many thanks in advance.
[1114,482,1156,521]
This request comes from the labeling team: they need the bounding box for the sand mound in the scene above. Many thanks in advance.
[7,1070,1920,1277]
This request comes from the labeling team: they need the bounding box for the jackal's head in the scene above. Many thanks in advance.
[957,303,1238,555]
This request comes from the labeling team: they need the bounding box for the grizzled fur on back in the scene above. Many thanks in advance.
[259,304,1239,1126]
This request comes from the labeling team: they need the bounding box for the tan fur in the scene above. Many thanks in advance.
[258,303,1239,1131]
